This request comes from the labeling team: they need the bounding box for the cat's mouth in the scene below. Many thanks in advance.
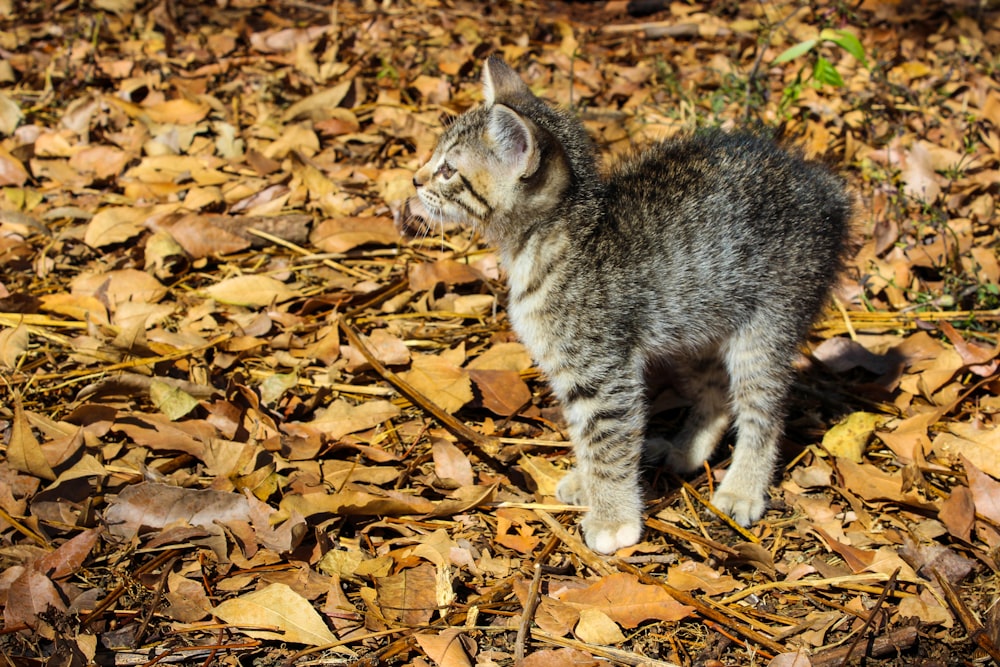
[395,195,431,238]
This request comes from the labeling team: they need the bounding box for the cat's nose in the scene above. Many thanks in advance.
[413,171,425,187]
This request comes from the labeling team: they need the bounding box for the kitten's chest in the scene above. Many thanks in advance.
[502,233,573,366]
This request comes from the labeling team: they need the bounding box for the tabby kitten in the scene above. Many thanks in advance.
[409,56,851,554]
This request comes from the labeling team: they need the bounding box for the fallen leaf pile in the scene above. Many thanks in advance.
[1,0,999,665]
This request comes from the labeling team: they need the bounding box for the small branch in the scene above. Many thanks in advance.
[339,316,500,452]
[534,509,614,577]
[934,567,1000,664]
[515,563,544,662]
[809,626,919,667]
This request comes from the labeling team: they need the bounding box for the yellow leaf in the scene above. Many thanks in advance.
[575,608,625,645]
[201,275,296,307]
[212,583,347,649]
[400,352,473,414]
[8,391,56,481]
[143,98,210,125]
[821,412,884,462]
[149,380,200,420]
[83,206,148,248]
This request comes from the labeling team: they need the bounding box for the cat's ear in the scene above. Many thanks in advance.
[487,104,540,178]
[482,55,530,106]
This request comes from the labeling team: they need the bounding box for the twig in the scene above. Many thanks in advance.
[534,509,614,577]
[515,563,544,662]
[531,628,683,667]
[134,555,179,647]
[679,479,760,543]
[837,567,898,666]
[810,626,919,667]
[933,567,1000,664]
[645,516,739,557]
[339,316,501,455]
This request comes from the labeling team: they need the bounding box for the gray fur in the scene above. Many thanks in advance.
[410,56,851,553]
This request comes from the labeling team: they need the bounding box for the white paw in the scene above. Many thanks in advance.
[711,490,766,527]
[581,515,643,554]
[556,468,587,506]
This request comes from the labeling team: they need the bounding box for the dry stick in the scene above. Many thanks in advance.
[933,567,1000,664]
[530,628,683,667]
[836,567,899,667]
[339,316,499,452]
[614,560,788,656]
[678,479,760,543]
[810,626,919,667]
[515,563,544,663]
[134,555,180,648]
[534,509,614,577]
[644,516,739,558]
[83,549,183,629]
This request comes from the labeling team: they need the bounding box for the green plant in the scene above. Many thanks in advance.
[774,28,868,113]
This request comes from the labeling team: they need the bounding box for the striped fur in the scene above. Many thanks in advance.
[410,56,852,553]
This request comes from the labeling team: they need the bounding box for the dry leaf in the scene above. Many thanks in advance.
[201,275,296,307]
[8,392,56,481]
[574,608,625,645]
[305,399,401,440]
[311,216,399,252]
[821,412,883,462]
[414,629,472,667]
[667,560,742,595]
[212,583,345,648]
[399,352,473,414]
[104,482,252,539]
[468,368,532,416]
[557,572,694,628]
[432,439,475,487]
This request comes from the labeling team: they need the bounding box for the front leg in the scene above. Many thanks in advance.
[553,371,646,554]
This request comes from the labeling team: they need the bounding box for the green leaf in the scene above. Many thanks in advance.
[812,56,845,87]
[773,39,818,64]
[820,28,868,67]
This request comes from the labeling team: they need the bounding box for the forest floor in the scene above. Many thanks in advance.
[1,0,1000,665]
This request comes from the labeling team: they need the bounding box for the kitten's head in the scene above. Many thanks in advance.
[408,56,592,243]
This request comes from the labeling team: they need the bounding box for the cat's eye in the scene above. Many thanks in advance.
[435,163,456,179]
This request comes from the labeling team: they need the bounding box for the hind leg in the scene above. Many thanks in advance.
[712,328,794,526]
[646,354,732,473]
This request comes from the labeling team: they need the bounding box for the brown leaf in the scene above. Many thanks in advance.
[160,213,252,257]
[399,351,473,414]
[521,649,599,667]
[963,456,1000,525]
[279,487,436,518]
[414,628,472,667]
[667,560,742,595]
[304,398,401,440]
[212,583,343,648]
[104,482,252,539]
[375,562,438,626]
[432,438,475,487]
[467,342,533,371]
[408,258,483,291]
[143,99,210,124]
[201,274,297,307]
[835,457,938,512]
[8,392,56,481]
[0,320,28,368]
[557,572,694,628]
[0,146,29,186]
[468,368,532,416]
[933,422,1000,479]
[33,528,101,579]
[311,216,399,252]
[938,485,975,542]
